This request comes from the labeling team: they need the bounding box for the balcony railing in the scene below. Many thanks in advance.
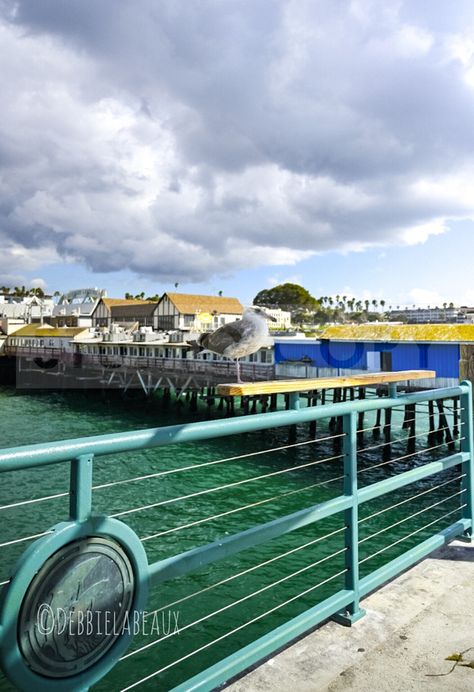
[0,380,472,691]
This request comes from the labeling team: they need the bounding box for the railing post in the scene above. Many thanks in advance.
[69,453,93,521]
[333,411,366,625]
[460,380,474,542]
[289,392,300,410]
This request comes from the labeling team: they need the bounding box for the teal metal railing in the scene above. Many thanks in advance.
[0,382,472,691]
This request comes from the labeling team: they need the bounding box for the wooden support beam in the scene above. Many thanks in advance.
[216,370,436,397]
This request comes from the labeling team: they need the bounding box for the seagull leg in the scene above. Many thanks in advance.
[236,359,243,383]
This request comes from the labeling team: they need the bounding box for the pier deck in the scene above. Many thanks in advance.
[228,540,474,691]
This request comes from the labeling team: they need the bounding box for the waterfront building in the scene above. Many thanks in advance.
[52,288,105,328]
[154,292,244,331]
[6,323,90,350]
[91,298,157,329]
[275,323,474,387]
[0,294,54,323]
[389,305,463,323]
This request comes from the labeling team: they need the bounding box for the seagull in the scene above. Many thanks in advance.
[187,307,276,382]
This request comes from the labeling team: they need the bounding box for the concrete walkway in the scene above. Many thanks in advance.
[227,541,474,691]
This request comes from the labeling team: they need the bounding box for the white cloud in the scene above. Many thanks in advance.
[1,1,474,284]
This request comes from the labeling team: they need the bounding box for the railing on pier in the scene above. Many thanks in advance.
[0,378,472,691]
[6,346,275,385]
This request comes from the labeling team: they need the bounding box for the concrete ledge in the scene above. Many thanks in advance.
[226,541,474,691]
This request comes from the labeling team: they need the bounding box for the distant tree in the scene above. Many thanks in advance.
[253,283,319,317]
[0,286,10,294]
[13,285,27,297]
[174,282,179,290]
[364,299,370,313]
[218,290,223,296]
[380,299,386,312]
[29,287,45,298]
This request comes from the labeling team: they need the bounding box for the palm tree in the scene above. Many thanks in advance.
[218,290,223,296]
[372,299,378,312]
[30,287,45,298]
[174,282,179,290]
[380,299,386,313]
[13,285,27,298]
[0,286,10,295]
[364,299,370,313]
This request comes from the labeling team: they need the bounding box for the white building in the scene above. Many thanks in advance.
[256,306,292,330]
[0,295,54,322]
[389,306,462,323]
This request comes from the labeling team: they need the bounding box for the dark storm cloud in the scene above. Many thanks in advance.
[1,0,474,283]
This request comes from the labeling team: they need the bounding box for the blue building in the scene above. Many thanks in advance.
[274,324,474,387]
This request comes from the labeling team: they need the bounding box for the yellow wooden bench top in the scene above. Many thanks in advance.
[216,370,436,397]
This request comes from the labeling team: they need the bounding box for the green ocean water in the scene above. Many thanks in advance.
[0,386,464,691]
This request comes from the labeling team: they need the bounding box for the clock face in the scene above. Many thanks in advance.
[18,537,135,678]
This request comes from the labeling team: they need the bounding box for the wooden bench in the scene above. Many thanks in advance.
[216,370,436,397]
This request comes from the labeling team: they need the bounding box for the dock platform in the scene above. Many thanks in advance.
[227,540,474,691]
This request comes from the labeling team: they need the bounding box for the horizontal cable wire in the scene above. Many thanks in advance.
[357,404,465,434]
[113,454,344,519]
[358,426,453,455]
[140,474,345,541]
[359,505,466,565]
[0,490,69,512]
[0,530,52,549]
[0,434,347,511]
[122,548,346,662]
[359,474,465,524]
[355,414,436,434]
[149,526,345,614]
[358,438,465,475]
[120,568,347,691]
[359,489,465,545]
[92,433,345,492]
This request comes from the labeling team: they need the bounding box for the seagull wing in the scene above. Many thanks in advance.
[202,321,248,355]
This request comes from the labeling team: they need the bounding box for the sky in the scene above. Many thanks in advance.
[1,0,474,307]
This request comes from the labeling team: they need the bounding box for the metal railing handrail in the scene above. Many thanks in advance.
[0,380,472,692]
[0,385,465,472]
